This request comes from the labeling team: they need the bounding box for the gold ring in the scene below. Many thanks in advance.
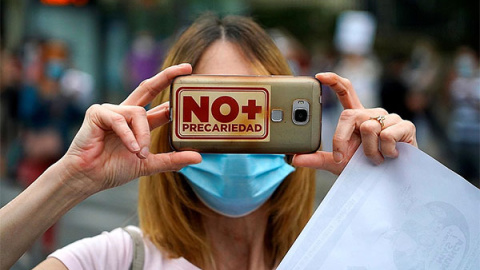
[369,115,386,129]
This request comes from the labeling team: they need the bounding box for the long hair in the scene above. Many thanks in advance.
[138,14,316,269]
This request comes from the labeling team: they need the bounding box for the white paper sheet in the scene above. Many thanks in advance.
[278,143,480,270]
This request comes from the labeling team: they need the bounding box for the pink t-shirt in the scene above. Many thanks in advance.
[49,226,200,270]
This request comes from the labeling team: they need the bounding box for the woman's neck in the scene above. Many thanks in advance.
[202,205,271,270]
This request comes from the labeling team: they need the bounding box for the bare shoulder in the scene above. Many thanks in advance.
[33,257,68,270]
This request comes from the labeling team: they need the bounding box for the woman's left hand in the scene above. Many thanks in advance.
[293,72,417,175]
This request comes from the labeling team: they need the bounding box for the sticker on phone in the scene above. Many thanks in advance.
[173,85,271,141]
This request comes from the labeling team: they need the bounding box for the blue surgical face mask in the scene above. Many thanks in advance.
[456,54,475,78]
[179,154,295,218]
[46,60,65,80]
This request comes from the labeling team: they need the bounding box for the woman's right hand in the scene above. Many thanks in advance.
[60,64,202,195]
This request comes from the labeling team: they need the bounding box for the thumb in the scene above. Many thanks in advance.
[292,151,344,175]
[141,151,202,175]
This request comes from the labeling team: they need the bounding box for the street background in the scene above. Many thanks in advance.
[1,0,478,269]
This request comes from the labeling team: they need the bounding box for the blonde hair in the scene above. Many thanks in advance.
[138,14,316,269]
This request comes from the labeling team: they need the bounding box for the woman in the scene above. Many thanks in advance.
[0,14,416,270]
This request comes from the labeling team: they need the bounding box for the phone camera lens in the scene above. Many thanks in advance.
[294,109,308,123]
[292,99,310,125]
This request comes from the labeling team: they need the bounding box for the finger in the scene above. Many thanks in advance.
[147,101,170,114]
[128,107,151,159]
[315,72,364,109]
[292,151,344,175]
[147,102,170,130]
[142,151,202,175]
[379,120,417,158]
[122,63,192,107]
[89,105,140,153]
[101,104,151,158]
[359,120,383,165]
[362,113,403,159]
[332,108,387,163]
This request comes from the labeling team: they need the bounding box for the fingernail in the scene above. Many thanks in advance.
[139,147,150,159]
[333,151,343,164]
[131,141,140,152]
[385,149,399,158]
[315,72,329,78]
[373,158,384,165]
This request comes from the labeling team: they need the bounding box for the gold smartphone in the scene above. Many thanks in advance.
[169,75,322,154]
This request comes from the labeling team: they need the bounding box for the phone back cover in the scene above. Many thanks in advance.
[170,75,321,154]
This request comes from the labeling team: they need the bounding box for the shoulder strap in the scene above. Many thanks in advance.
[122,227,145,270]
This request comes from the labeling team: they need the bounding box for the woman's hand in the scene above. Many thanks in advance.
[61,63,202,194]
[1,64,202,270]
[293,72,417,175]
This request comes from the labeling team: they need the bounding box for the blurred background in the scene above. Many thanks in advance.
[0,0,478,268]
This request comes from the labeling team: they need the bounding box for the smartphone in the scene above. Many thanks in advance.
[169,75,322,154]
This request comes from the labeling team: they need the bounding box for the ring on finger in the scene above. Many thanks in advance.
[369,115,386,129]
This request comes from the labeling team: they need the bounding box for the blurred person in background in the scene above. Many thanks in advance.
[402,39,444,157]
[333,11,382,109]
[380,53,414,122]
[124,31,164,94]
[0,14,417,270]
[447,46,480,186]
